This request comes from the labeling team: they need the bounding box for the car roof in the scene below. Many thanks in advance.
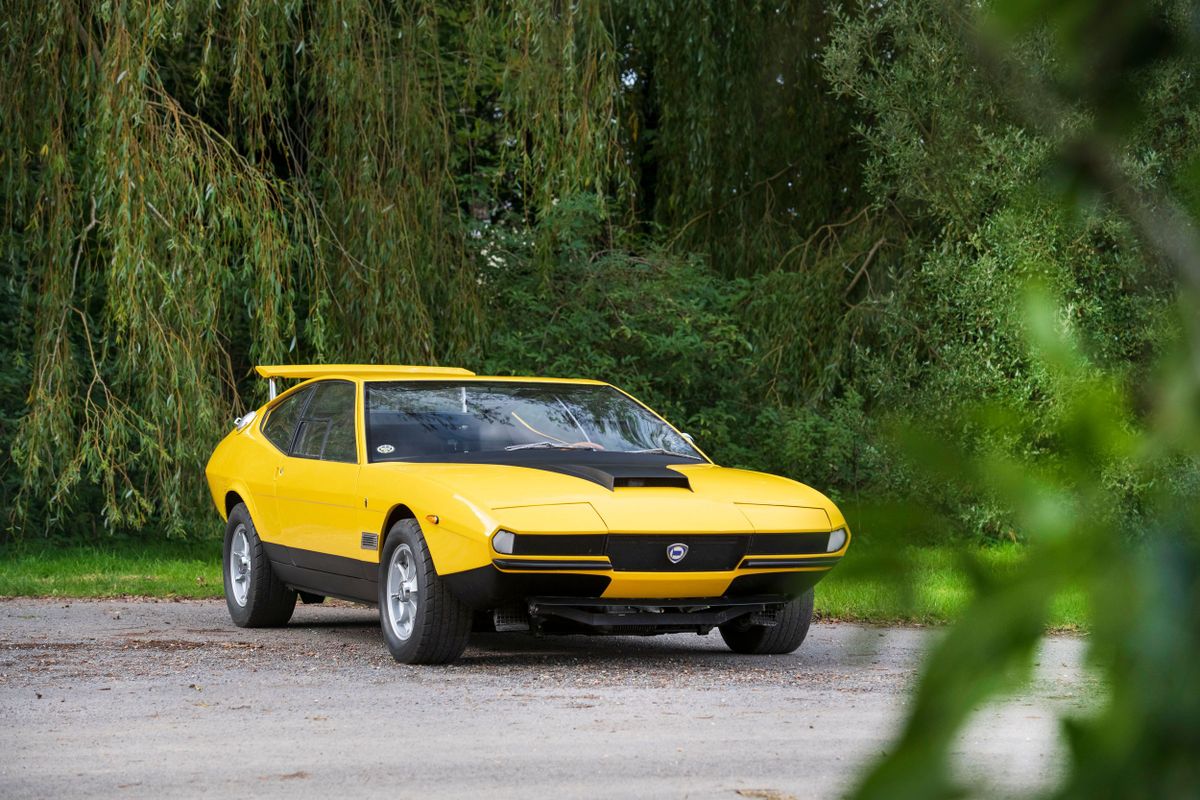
[255,364,605,385]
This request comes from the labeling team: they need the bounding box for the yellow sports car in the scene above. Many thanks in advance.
[205,365,850,664]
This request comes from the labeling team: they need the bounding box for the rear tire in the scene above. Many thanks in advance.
[378,518,472,665]
[719,589,814,655]
[223,503,296,628]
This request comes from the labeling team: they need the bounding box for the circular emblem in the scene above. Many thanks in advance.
[376,444,395,454]
[666,542,689,564]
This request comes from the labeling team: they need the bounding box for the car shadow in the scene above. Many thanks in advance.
[454,633,752,668]
[286,615,379,629]
[283,605,800,666]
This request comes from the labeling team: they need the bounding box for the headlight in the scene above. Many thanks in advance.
[826,527,848,553]
[492,529,516,555]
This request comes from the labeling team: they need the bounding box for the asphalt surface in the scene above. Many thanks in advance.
[0,598,1093,799]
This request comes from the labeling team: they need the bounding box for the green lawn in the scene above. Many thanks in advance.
[0,540,1087,628]
[0,541,222,599]
[815,542,1087,629]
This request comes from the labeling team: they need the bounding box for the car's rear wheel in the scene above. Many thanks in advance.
[719,589,814,655]
[378,518,472,665]
[223,503,296,627]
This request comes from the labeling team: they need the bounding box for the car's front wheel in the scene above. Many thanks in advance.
[378,518,472,664]
[223,503,297,627]
[719,589,814,655]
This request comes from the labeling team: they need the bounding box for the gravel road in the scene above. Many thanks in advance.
[0,598,1092,799]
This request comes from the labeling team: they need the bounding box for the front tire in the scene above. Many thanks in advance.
[719,589,814,655]
[378,518,472,665]
[223,503,296,627]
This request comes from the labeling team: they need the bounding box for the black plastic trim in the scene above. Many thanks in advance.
[510,533,608,557]
[261,541,379,603]
[493,558,612,571]
[724,570,827,597]
[740,556,841,569]
[443,565,611,608]
[747,532,832,555]
[294,546,375,580]
[529,594,788,607]
[530,604,759,628]
[525,595,791,631]
[272,562,377,604]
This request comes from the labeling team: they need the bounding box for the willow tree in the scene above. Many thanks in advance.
[0,1,626,538]
[2,1,862,539]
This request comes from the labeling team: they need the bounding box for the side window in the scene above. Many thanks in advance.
[293,381,357,463]
[261,387,313,454]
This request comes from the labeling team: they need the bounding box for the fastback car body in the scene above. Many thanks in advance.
[205,365,851,663]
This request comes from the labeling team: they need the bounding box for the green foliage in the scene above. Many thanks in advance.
[620,0,864,275]
[823,0,1049,232]
[821,0,1192,540]
[832,1,1200,798]
[737,391,882,505]
[474,194,754,448]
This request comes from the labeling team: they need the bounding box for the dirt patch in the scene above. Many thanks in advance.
[119,638,207,651]
[0,641,90,651]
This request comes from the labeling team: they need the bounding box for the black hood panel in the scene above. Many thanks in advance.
[397,450,700,491]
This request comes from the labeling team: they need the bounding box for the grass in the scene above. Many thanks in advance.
[816,541,1088,629]
[0,541,222,599]
[0,539,1088,628]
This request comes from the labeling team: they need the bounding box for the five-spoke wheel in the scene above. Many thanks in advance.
[385,543,420,641]
[228,524,252,607]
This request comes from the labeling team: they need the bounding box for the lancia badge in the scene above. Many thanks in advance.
[666,542,689,564]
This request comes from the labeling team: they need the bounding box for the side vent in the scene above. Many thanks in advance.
[361,532,380,551]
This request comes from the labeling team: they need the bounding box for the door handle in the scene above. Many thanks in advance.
[277,466,285,477]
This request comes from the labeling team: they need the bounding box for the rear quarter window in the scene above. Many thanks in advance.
[261,386,313,453]
[293,381,357,463]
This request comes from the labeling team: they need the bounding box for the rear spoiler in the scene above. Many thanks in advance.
[255,364,476,399]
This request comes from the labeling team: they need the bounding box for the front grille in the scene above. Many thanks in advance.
[504,531,833,569]
[606,535,749,572]
[747,532,830,555]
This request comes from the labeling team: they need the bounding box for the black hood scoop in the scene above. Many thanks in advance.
[536,462,692,491]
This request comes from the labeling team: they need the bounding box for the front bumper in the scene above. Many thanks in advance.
[442,554,841,610]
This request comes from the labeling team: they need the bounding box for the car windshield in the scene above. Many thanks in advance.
[364,381,703,462]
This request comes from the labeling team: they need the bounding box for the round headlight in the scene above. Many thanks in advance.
[492,529,516,555]
[826,527,848,553]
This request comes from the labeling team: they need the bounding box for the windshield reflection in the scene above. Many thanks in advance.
[364,381,702,462]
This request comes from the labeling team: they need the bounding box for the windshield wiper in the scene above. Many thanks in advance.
[625,448,701,458]
[505,441,597,451]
